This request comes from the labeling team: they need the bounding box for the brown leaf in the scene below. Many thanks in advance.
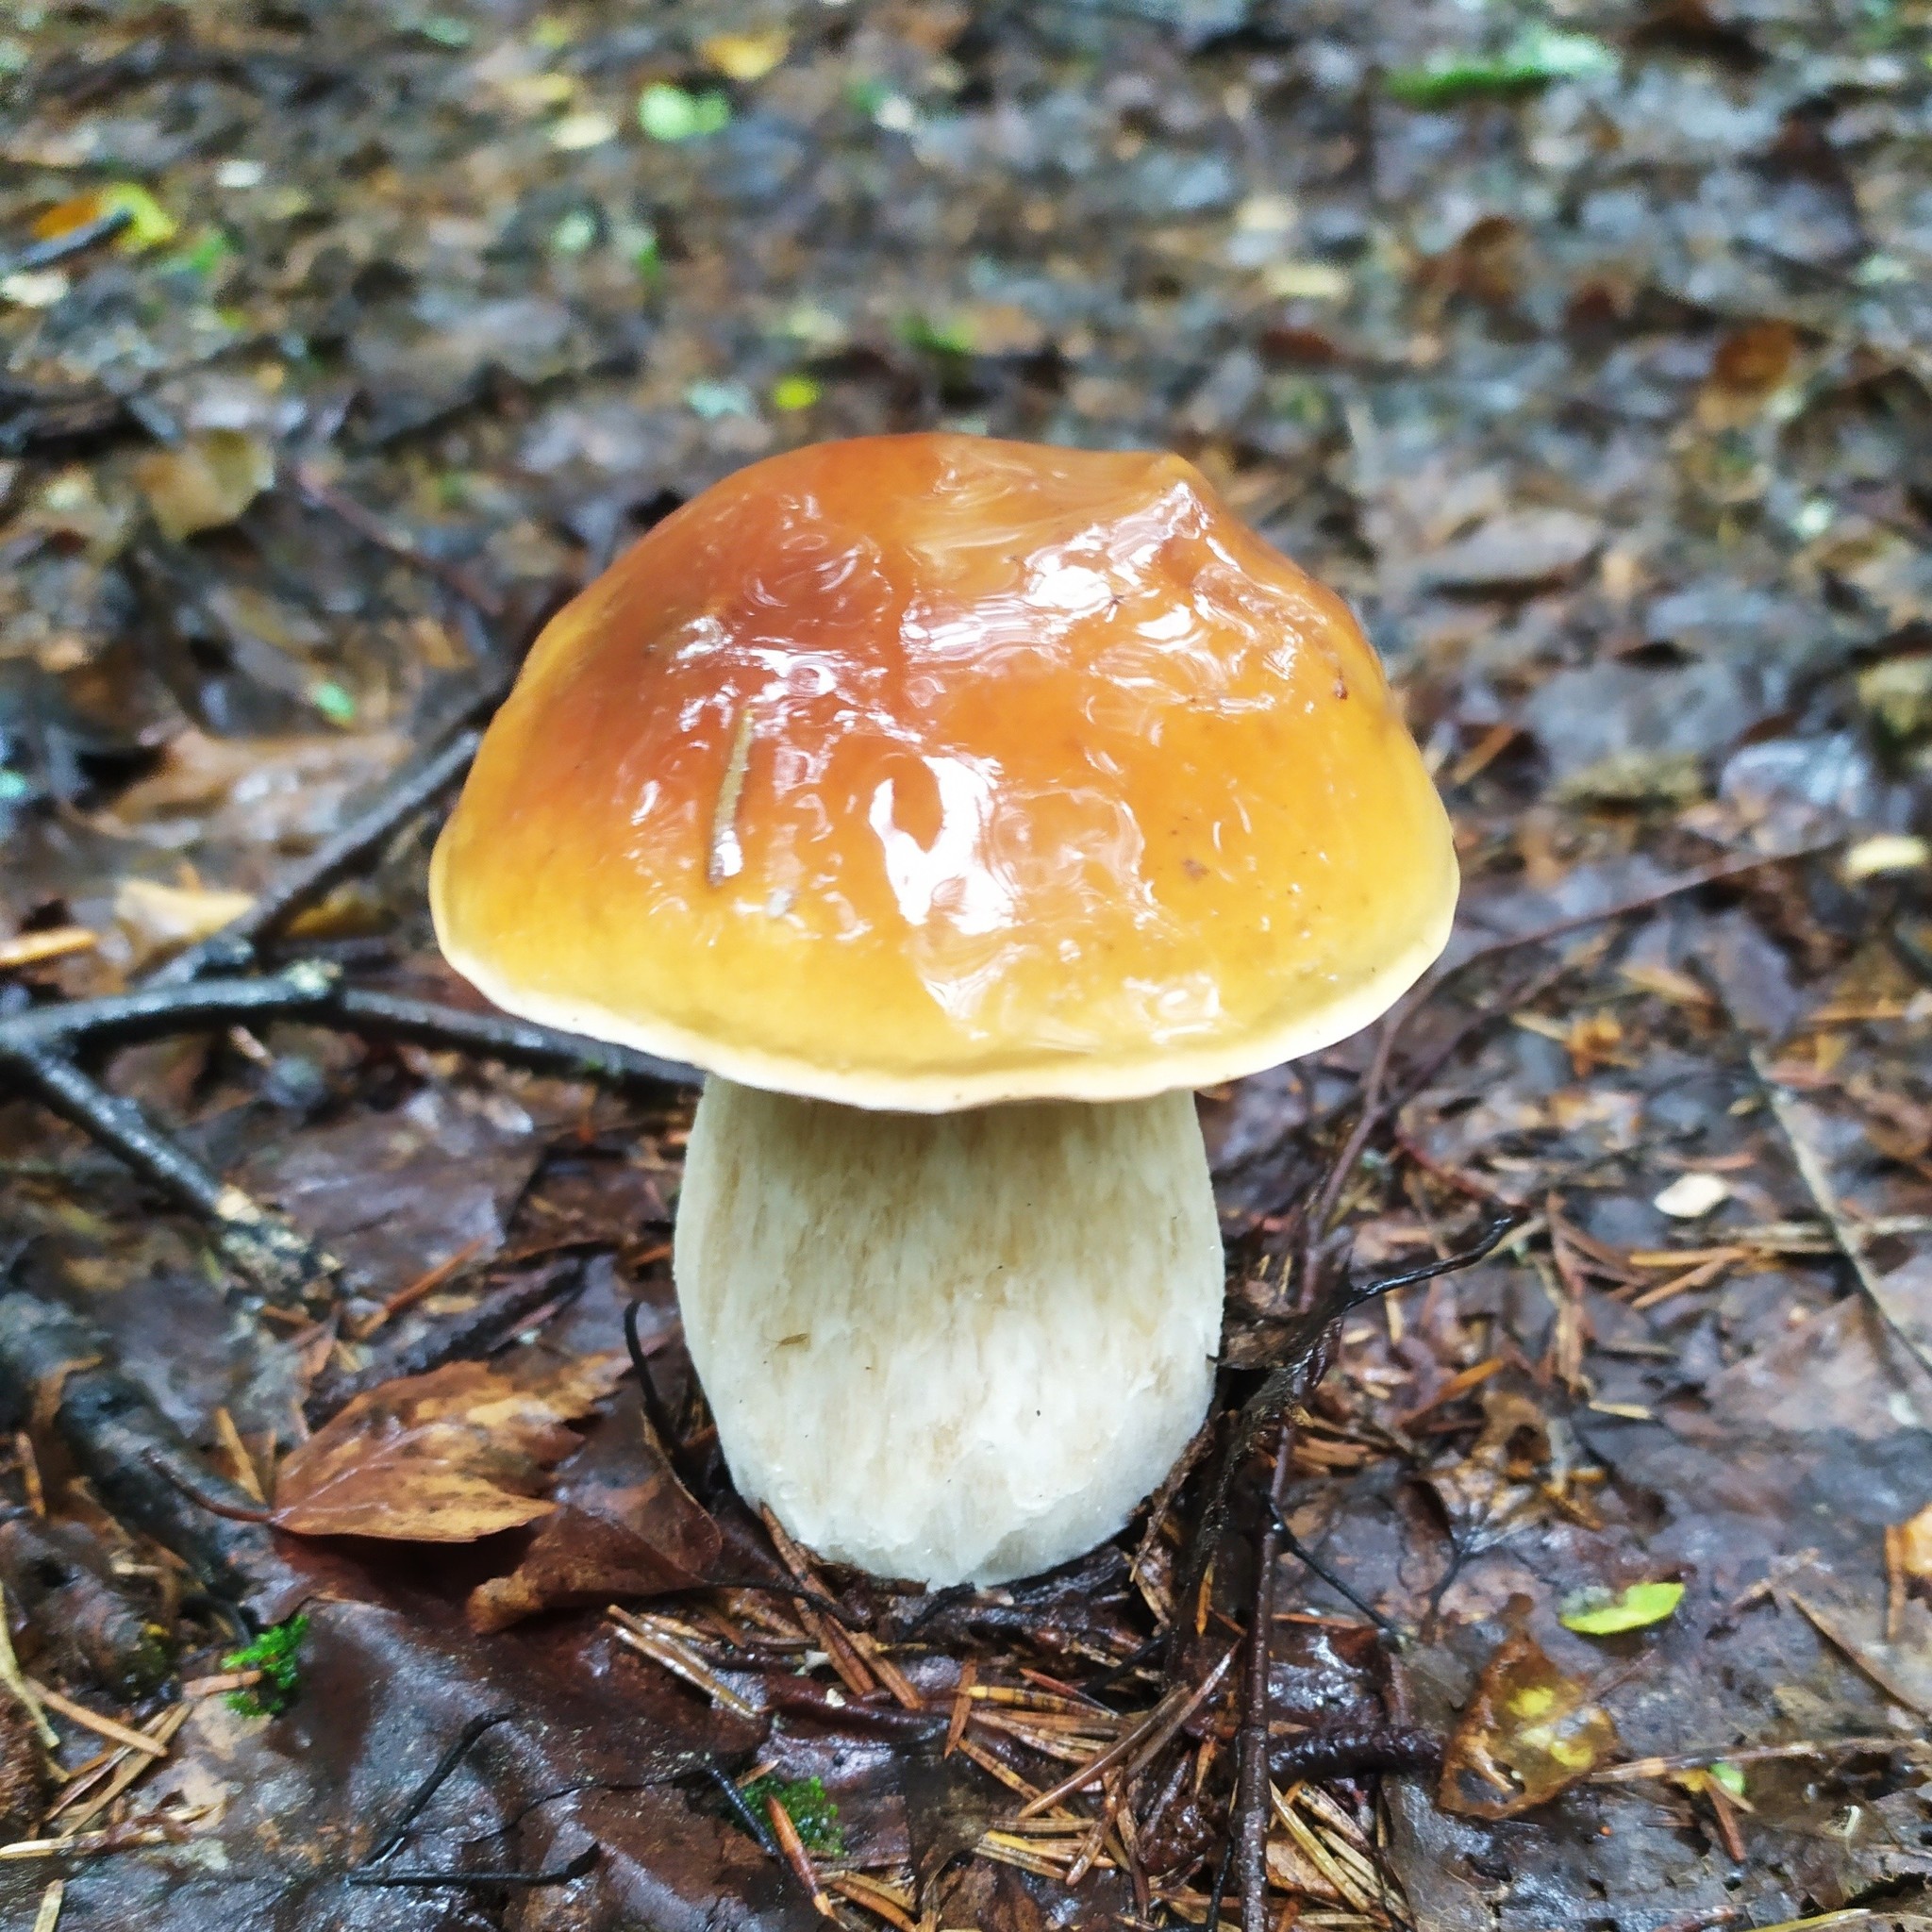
[271,1356,626,1541]
[466,1469,725,1632]
[1440,1631,1619,1818]
[132,430,275,541]
[1897,1501,1932,1586]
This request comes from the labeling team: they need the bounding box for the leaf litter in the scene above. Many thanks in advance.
[0,0,1930,1927]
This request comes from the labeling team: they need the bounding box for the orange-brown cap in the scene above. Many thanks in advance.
[430,434,1457,1109]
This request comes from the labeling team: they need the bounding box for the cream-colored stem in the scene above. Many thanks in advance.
[674,1077,1224,1587]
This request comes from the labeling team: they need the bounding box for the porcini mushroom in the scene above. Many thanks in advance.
[430,434,1456,1587]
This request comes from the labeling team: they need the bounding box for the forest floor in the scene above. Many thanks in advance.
[2,2,1932,1928]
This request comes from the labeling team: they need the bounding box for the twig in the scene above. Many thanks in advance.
[703,1765,777,1855]
[1272,1518,1398,1637]
[765,1792,838,1920]
[13,1053,341,1304]
[1747,1050,1932,1380]
[0,962,691,1303]
[3,206,133,275]
[363,1711,515,1863]
[0,1582,57,1747]
[0,1825,174,1861]
[28,1683,164,1757]
[623,1299,710,1499]
[1237,1434,1291,1932]
[56,1703,188,1836]
[1299,1012,1402,1307]
[288,461,505,618]
[1174,1214,1515,1672]
[1269,1721,1438,1784]
[608,1607,760,1718]
[347,1847,597,1889]
[142,1448,272,1524]
[1017,1650,1232,1819]
[149,728,487,986]
[356,1234,491,1338]
[1591,1735,1932,1783]
[0,1293,275,1596]
[1444,842,1840,980]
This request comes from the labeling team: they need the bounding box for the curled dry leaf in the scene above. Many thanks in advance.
[271,1355,627,1541]
[1440,1631,1619,1818]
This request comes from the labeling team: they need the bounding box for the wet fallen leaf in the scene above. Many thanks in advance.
[100,727,408,849]
[1441,1631,1620,1818]
[467,1468,725,1631]
[132,432,275,541]
[271,1355,627,1541]
[1558,1580,1685,1636]
[113,877,256,965]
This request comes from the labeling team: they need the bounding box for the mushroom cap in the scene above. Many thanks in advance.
[431,434,1457,1110]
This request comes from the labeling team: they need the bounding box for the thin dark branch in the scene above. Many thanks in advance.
[1299,1010,1403,1307]
[1204,1830,1237,1932]
[1274,1517,1398,1637]
[288,460,506,617]
[1441,841,1839,983]
[347,1847,597,1889]
[148,728,485,985]
[364,1711,517,1863]
[1352,1211,1521,1299]
[703,1764,778,1856]
[3,205,133,274]
[142,1448,273,1524]
[0,962,693,1300]
[335,989,696,1089]
[1238,1434,1291,1932]
[0,1292,277,1596]
[625,1298,713,1498]
[1172,1215,1513,1680]
[11,1048,341,1302]
[1269,1722,1439,1785]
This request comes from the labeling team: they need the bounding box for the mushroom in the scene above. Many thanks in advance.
[430,434,1456,1588]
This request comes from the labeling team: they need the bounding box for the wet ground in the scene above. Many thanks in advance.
[1,2,1931,1927]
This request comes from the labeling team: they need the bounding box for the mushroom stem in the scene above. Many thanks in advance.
[674,1078,1224,1587]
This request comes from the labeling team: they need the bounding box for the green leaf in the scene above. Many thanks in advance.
[309,681,358,726]
[741,1774,845,1855]
[1558,1579,1684,1636]
[162,230,235,279]
[222,1612,310,1717]
[639,82,731,142]
[896,313,974,359]
[1711,1759,1746,1798]
[1387,27,1618,106]
[770,374,823,412]
[98,182,178,252]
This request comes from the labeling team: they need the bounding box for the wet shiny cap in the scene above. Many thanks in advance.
[430,434,1457,1109]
